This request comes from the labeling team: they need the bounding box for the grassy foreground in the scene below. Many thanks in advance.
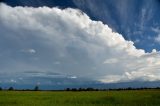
[0,90,160,106]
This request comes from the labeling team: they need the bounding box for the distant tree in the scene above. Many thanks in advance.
[117,88,123,91]
[71,88,77,91]
[95,89,99,91]
[126,87,132,90]
[86,88,94,91]
[0,87,2,91]
[78,88,83,91]
[66,88,70,91]
[26,89,31,91]
[8,87,14,91]
[34,85,39,91]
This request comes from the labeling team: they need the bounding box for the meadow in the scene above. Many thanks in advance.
[0,90,160,106]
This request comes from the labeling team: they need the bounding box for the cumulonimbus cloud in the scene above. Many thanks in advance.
[0,3,160,83]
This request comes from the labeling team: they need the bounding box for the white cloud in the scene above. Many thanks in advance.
[28,49,36,54]
[152,49,157,53]
[10,79,17,83]
[0,3,160,83]
[20,49,36,54]
[68,76,77,79]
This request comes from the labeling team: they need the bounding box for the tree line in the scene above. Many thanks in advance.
[0,86,160,91]
[65,87,160,91]
[0,85,39,91]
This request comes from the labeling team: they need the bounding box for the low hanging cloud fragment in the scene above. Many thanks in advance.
[0,3,160,84]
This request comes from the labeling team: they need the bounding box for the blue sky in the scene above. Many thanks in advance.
[0,0,160,89]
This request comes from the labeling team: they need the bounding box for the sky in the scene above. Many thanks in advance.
[0,0,160,89]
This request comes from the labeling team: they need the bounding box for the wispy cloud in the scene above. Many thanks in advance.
[152,27,160,43]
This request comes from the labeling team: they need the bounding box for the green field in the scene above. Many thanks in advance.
[0,90,160,106]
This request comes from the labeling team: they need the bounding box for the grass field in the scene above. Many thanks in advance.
[0,90,160,106]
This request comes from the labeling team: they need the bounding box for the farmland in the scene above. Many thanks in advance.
[0,90,160,106]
